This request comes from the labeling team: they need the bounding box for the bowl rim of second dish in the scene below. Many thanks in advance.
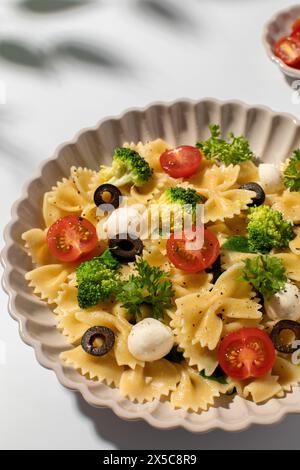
[263,4,300,79]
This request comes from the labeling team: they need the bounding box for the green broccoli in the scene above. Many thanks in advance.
[76,249,121,309]
[283,149,300,192]
[239,255,287,299]
[247,205,293,253]
[102,147,153,187]
[196,124,255,166]
[158,187,204,229]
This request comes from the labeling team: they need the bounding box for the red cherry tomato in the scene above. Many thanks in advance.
[292,17,300,34]
[218,328,276,380]
[166,227,220,273]
[160,146,203,178]
[47,215,98,263]
[274,36,300,68]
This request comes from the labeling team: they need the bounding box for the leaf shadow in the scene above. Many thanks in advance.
[135,0,196,31]
[18,0,93,14]
[0,40,49,70]
[53,40,131,73]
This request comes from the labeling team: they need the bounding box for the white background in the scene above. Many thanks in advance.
[1,0,300,450]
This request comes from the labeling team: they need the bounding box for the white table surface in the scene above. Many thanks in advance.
[1,0,300,450]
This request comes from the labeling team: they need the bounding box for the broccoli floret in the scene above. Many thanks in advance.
[196,124,255,166]
[104,147,153,187]
[158,187,204,228]
[76,249,121,309]
[283,149,300,192]
[239,255,287,299]
[247,205,293,253]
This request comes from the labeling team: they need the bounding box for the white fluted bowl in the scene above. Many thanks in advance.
[2,98,300,432]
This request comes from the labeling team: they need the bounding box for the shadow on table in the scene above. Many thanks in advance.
[135,0,197,32]
[75,393,300,450]
[18,0,93,14]
[0,38,132,75]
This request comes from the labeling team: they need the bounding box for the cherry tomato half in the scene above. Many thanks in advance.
[218,328,276,380]
[47,215,98,263]
[292,17,300,34]
[166,227,220,273]
[160,146,203,179]
[274,36,300,68]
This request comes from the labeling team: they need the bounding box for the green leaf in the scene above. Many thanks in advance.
[196,124,255,166]
[239,255,287,299]
[222,235,252,253]
[116,259,175,322]
[200,366,228,384]
[283,149,300,192]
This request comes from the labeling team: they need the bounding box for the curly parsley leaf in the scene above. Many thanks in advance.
[116,259,174,321]
[283,149,300,192]
[239,255,287,299]
[196,124,255,166]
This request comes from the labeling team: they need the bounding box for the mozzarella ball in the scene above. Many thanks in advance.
[265,282,300,321]
[103,207,142,239]
[258,163,282,193]
[128,318,174,362]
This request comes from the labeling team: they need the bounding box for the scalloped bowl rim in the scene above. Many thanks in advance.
[2,98,300,433]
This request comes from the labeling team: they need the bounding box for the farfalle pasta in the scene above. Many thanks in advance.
[22,127,300,411]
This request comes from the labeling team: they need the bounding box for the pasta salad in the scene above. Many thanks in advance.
[22,125,300,412]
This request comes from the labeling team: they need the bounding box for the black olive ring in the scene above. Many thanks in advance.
[94,184,122,211]
[270,320,300,354]
[81,326,115,357]
[239,182,265,207]
[109,234,144,262]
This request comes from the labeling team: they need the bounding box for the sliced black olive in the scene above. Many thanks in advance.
[94,184,122,211]
[81,326,115,356]
[109,234,144,262]
[270,320,300,354]
[239,182,265,207]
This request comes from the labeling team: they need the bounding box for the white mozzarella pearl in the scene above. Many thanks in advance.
[265,282,300,321]
[128,318,174,362]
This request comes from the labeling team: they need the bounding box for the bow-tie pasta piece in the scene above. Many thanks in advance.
[125,139,170,173]
[241,375,281,403]
[60,346,123,386]
[170,366,232,412]
[273,253,300,282]
[43,191,70,227]
[119,359,180,403]
[57,311,89,344]
[273,356,300,394]
[75,310,144,369]
[190,164,255,223]
[25,264,72,303]
[22,228,56,266]
[273,190,300,224]
[236,160,259,185]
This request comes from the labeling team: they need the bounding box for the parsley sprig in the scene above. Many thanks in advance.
[196,124,255,166]
[239,255,287,299]
[283,149,300,192]
[117,259,174,321]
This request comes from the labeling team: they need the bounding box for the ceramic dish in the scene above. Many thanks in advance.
[263,4,300,79]
[2,98,300,432]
